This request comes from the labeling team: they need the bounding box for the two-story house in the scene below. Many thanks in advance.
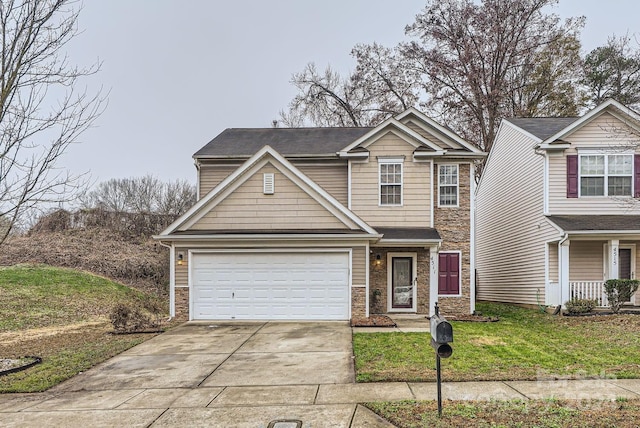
[154,108,485,321]
[476,99,640,309]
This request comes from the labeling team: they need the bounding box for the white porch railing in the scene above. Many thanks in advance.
[570,281,609,307]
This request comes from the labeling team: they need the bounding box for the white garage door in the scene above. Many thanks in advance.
[191,251,350,320]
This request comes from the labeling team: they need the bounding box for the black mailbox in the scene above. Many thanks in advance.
[430,339,453,358]
[430,315,453,344]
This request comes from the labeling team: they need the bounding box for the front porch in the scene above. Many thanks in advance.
[547,238,639,308]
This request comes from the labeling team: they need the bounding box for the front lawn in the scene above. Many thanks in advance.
[0,264,169,392]
[365,398,640,428]
[353,302,640,382]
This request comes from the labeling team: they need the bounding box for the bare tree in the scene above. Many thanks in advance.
[156,179,196,216]
[582,34,640,109]
[82,175,196,216]
[282,0,585,158]
[280,63,370,127]
[0,0,106,245]
[403,0,584,153]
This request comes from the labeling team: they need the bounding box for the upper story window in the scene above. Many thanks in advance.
[379,159,403,206]
[438,164,459,206]
[579,154,633,197]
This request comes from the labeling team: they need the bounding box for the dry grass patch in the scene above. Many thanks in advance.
[366,399,640,428]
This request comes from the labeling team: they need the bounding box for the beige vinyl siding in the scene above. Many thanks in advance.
[293,162,348,205]
[199,161,348,205]
[548,242,558,283]
[199,163,242,197]
[350,132,431,227]
[548,112,640,214]
[476,122,560,305]
[403,119,463,150]
[190,164,350,231]
[569,241,603,282]
[175,248,188,287]
[352,246,366,286]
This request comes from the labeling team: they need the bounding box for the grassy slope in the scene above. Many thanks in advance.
[0,264,167,392]
[354,302,640,382]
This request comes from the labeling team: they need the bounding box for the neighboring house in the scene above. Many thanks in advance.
[476,99,640,309]
[154,108,485,321]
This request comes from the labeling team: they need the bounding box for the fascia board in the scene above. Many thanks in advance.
[152,233,382,241]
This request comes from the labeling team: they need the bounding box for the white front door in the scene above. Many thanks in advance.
[387,252,417,312]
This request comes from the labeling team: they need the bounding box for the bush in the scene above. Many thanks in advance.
[604,279,640,313]
[110,302,161,332]
[564,298,597,314]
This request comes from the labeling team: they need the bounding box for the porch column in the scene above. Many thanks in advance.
[559,239,570,308]
[608,239,620,280]
[429,245,439,317]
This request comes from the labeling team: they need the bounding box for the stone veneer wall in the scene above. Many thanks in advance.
[351,287,367,318]
[434,162,472,316]
[174,287,189,321]
[369,247,431,314]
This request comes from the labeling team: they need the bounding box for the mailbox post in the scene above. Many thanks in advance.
[430,302,453,417]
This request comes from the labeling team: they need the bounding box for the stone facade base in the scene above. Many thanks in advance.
[174,287,189,321]
[351,287,367,318]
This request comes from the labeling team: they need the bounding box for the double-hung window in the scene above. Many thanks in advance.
[579,153,633,197]
[438,164,459,206]
[379,159,403,206]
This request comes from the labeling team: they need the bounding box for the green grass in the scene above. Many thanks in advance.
[354,302,640,382]
[0,264,159,331]
[0,264,167,392]
[365,399,640,428]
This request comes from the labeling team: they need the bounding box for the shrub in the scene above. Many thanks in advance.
[110,302,160,332]
[564,298,597,314]
[604,279,640,313]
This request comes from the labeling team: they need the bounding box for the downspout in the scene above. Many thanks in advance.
[158,240,174,322]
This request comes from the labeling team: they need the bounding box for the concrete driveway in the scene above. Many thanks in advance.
[0,321,394,427]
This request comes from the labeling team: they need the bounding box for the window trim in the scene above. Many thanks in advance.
[578,151,634,198]
[438,163,459,207]
[378,158,404,206]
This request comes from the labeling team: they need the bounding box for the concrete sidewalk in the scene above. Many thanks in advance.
[2,378,640,427]
[2,320,640,427]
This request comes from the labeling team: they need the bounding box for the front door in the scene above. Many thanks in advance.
[391,257,413,309]
[619,248,632,279]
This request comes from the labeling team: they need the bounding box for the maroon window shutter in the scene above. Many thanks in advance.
[566,155,578,198]
[438,253,460,295]
[635,154,640,198]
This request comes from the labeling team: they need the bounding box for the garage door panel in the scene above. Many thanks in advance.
[191,252,349,320]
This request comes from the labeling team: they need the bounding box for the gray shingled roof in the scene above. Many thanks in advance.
[506,118,578,141]
[194,127,372,158]
[547,215,640,232]
[376,227,441,241]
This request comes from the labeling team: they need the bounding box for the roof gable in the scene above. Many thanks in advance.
[537,99,640,149]
[395,107,484,154]
[339,117,445,155]
[159,145,378,236]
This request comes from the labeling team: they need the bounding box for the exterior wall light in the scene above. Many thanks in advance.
[375,254,381,265]
[177,252,184,266]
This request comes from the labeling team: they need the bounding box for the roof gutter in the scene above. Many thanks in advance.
[152,233,383,242]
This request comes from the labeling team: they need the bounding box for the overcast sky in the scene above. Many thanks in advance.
[59,0,640,185]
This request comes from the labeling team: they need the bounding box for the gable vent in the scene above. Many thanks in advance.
[263,173,275,194]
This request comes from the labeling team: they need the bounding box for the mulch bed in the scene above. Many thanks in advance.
[446,314,499,322]
[351,315,397,327]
